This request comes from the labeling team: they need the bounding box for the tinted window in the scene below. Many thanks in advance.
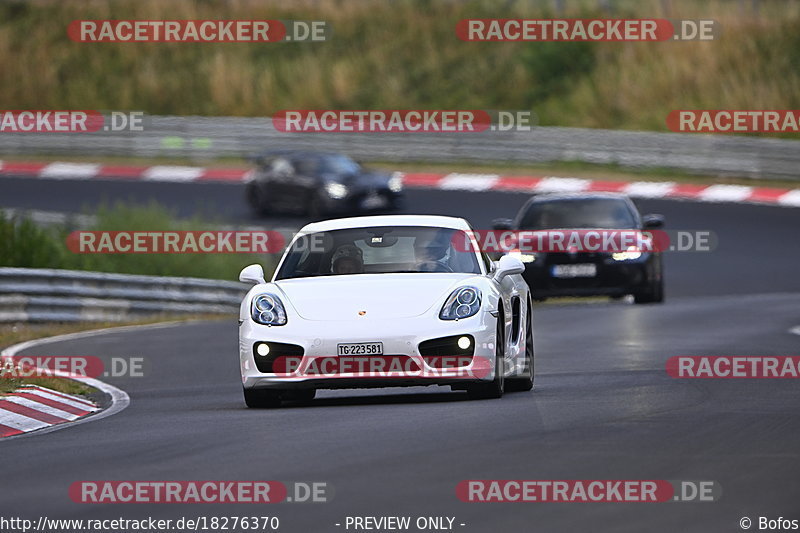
[318,155,360,174]
[519,198,637,229]
[275,226,481,279]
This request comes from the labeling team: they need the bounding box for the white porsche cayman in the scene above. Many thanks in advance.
[238,215,534,407]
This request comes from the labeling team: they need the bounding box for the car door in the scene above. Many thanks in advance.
[267,157,297,211]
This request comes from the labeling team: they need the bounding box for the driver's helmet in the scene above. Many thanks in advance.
[331,244,364,274]
[413,232,450,262]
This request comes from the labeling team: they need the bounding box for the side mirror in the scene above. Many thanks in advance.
[239,264,266,285]
[493,254,525,281]
[642,214,665,229]
[492,218,514,231]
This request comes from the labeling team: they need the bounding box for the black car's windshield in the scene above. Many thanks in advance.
[519,198,638,230]
[275,226,481,279]
[318,155,361,175]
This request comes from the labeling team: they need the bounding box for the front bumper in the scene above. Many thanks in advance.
[322,188,403,215]
[240,314,495,390]
[524,255,654,298]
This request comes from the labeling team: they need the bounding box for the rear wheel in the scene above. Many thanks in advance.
[507,299,534,392]
[467,314,505,400]
[243,387,281,408]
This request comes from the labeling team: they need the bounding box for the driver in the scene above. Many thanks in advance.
[413,233,451,272]
[331,244,364,275]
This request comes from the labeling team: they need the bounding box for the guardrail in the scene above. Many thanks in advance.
[0,267,248,322]
[1,115,798,180]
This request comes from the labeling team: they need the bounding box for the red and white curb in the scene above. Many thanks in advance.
[0,325,140,440]
[1,160,799,207]
[0,385,99,437]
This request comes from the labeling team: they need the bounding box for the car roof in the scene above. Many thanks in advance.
[527,192,631,203]
[299,215,471,233]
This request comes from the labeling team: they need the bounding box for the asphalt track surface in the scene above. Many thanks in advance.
[1,175,800,532]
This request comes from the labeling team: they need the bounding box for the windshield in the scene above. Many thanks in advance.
[275,226,481,279]
[318,155,361,174]
[519,198,638,230]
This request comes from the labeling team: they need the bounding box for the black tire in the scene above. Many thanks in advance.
[634,258,665,304]
[307,193,326,219]
[467,314,505,400]
[507,299,534,392]
[634,277,664,304]
[245,182,269,216]
[243,387,281,408]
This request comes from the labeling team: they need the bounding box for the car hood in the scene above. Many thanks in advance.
[324,171,391,188]
[274,273,474,321]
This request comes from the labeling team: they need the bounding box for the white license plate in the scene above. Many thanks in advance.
[551,264,597,278]
[362,194,387,209]
[337,342,384,356]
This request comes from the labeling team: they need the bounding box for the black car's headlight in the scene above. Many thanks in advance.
[251,293,288,326]
[440,286,482,320]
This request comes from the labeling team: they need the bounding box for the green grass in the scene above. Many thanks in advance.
[0,0,798,137]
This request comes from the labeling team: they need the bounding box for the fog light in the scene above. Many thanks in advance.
[457,336,471,350]
[256,343,270,356]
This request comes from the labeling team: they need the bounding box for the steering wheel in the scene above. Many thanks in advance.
[416,261,454,273]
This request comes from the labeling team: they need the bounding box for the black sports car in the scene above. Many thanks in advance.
[493,192,665,304]
[245,151,403,217]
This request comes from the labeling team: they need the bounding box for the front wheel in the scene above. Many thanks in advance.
[634,278,664,304]
[467,315,505,400]
[507,300,534,392]
[245,182,269,216]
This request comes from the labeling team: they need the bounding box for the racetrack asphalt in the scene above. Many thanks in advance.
[1,175,799,532]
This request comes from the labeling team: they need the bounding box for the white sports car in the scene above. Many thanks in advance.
[237,215,534,407]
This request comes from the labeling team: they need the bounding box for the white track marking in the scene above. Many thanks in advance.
[623,181,676,198]
[439,173,499,191]
[534,177,592,193]
[19,388,99,411]
[697,184,754,203]
[142,166,204,182]
[1,396,81,420]
[40,162,100,180]
[0,409,50,431]
[778,190,800,207]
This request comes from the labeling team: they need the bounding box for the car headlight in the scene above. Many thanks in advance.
[388,174,403,193]
[612,246,643,261]
[440,286,482,320]
[251,293,288,326]
[325,182,348,199]
[508,249,539,263]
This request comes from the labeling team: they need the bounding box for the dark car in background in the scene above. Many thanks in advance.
[493,193,665,304]
[245,151,403,218]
